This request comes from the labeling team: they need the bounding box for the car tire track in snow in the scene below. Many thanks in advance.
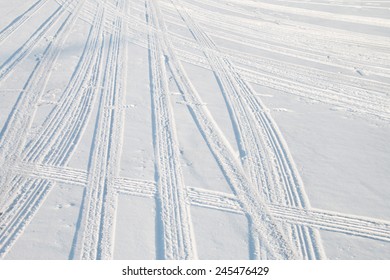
[0,1,105,258]
[0,178,52,258]
[0,0,50,45]
[112,178,390,244]
[159,1,390,121]
[8,162,390,245]
[0,0,77,82]
[84,0,390,120]
[149,0,298,260]
[115,177,156,198]
[14,162,88,186]
[146,0,197,260]
[79,0,127,260]
[22,1,103,166]
[171,45,390,121]
[163,0,390,70]
[1,0,389,260]
[169,0,325,260]
[188,187,390,243]
[0,0,86,213]
[49,0,390,121]
[220,0,390,29]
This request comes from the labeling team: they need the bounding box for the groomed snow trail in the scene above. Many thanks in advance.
[0,0,389,259]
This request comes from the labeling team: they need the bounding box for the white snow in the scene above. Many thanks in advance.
[0,0,389,260]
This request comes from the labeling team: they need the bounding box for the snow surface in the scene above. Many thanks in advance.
[0,0,389,260]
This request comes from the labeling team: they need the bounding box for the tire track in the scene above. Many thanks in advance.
[0,178,52,258]
[79,0,127,260]
[1,0,388,260]
[114,177,157,198]
[0,0,49,45]
[111,178,390,244]
[78,1,390,121]
[174,49,390,121]
[55,0,390,121]
[150,0,296,260]
[22,2,104,166]
[223,0,390,28]
[187,187,390,243]
[8,163,390,244]
[169,32,390,105]
[13,161,88,186]
[160,1,390,121]
[170,0,325,260]
[0,0,86,211]
[0,0,76,82]
[146,0,197,260]
[0,0,102,258]
[270,204,390,243]
[162,0,390,68]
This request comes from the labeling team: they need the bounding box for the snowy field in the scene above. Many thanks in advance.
[0,0,389,260]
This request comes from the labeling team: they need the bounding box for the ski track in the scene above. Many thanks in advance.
[0,0,389,260]
[146,0,197,260]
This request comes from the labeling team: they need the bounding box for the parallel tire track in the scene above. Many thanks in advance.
[0,178,52,257]
[146,0,197,260]
[80,0,127,260]
[22,1,104,166]
[0,0,86,211]
[0,0,100,258]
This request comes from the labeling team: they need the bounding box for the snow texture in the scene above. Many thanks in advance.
[0,0,389,260]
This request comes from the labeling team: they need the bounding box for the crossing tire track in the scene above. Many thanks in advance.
[169,0,325,260]
[186,187,390,243]
[0,0,87,211]
[9,163,389,245]
[0,0,98,258]
[150,0,297,260]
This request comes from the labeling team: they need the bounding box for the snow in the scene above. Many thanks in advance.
[0,0,389,260]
